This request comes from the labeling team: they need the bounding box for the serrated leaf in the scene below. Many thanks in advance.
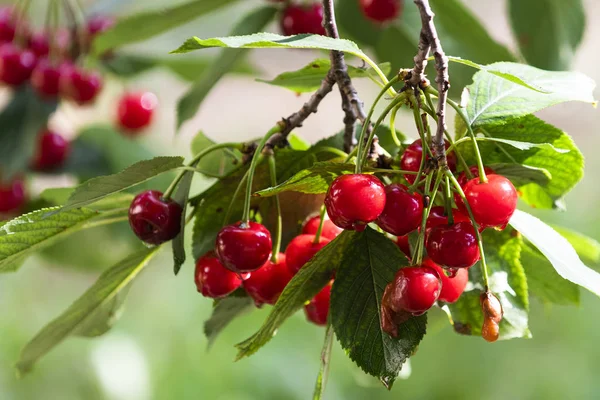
[204,295,254,348]
[331,227,425,388]
[16,248,159,375]
[190,131,241,176]
[553,226,600,265]
[235,231,354,359]
[40,188,134,211]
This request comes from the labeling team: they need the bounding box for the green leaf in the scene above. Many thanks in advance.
[487,163,550,188]
[204,295,254,348]
[331,227,425,388]
[509,0,585,71]
[172,169,194,275]
[93,0,242,55]
[288,133,311,151]
[40,188,134,211]
[190,131,241,176]
[60,156,184,212]
[553,226,600,265]
[16,248,159,375]
[464,62,596,127]
[235,231,354,359]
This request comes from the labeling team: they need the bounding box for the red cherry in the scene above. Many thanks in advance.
[284,234,331,275]
[27,31,49,58]
[59,66,103,105]
[31,59,71,98]
[0,177,26,214]
[359,0,402,23]
[457,166,495,188]
[376,184,422,236]
[383,265,441,315]
[425,206,469,232]
[400,139,457,184]
[128,190,183,245]
[117,91,158,133]
[426,222,480,269]
[0,7,16,43]
[243,253,292,305]
[325,174,386,231]
[304,282,332,326]
[281,4,326,36]
[423,258,468,303]
[32,130,70,170]
[301,214,343,240]
[395,235,411,259]
[195,251,246,299]
[86,14,115,37]
[0,43,36,86]
[215,221,272,273]
[462,174,518,229]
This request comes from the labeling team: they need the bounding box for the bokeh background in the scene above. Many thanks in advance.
[1,0,600,399]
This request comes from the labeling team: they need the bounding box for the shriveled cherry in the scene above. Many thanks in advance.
[0,177,26,214]
[117,91,158,133]
[285,234,331,275]
[31,59,71,98]
[59,66,103,105]
[32,130,70,170]
[359,0,402,23]
[243,253,292,305]
[461,174,518,230]
[400,139,456,184]
[304,282,332,326]
[195,251,246,299]
[128,190,183,245]
[426,222,480,269]
[480,291,503,342]
[0,43,36,86]
[423,258,468,303]
[281,4,326,36]
[383,265,441,315]
[215,221,272,273]
[301,214,343,240]
[325,174,386,231]
[376,184,422,236]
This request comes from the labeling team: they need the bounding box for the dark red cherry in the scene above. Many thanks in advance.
[426,222,480,269]
[359,0,402,23]
[395,235,411,259]
[27,31,49,58]
[304,282,332,326]
[285,234,331,275]
[425,206,469,232]
[128,190,183,245]
[281,4,326,36]
[117,91,158,133]
[325,174,386,231]
[0,7,16,43]
[243,253,292,305]
[215,221,272,273]
[423,258,468,303]
[383,265,441,315]
[32,130,70,170]
[376,184,422,236]
[400,139,457,184]
[301,214,343,240]
[59,66,103,105]
[195,251,246,299]
[462,174,518,230]
[0,43,36,86]
[31,59,71,98]
[0,177,25,214]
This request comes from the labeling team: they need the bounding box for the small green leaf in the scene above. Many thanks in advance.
[204,295,254,348]
[288,133,311,151]
[553,226,600,265]
[190,131,241,176]
[16,248,159,375]
[487,163,551,188]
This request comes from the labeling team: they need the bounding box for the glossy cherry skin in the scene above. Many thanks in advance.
[0,43,36,86]
[359,0,402,23]
[281,4,326,36]
[457,166,495,188]
[215,221,272,273]
[425,206,469,233]
[325,174,386,231]
[301,214,343,240]
[423,258,468,303]
[117,91,158,133]
[304,282,332,326]
[0,177,25,214]
[285,234,331,275]
[59,67,103,105]
[426,222,480,269]
[462,174,518,230]
[32,130,70,170]
[383,265,441,315]
[243,253,292,306]
[376,184,422,236]
[0,7,16,43]
[400,139,457,184]
[195,252,246,299]
[31,59,71,98]
[128,190,183,245]
[395,235,411,259]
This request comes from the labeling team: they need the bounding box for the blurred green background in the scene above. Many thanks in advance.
[2,0,600,399]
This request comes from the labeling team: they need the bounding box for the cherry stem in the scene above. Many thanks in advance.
[389,103,403,149]
[268,155,282,263]
[312,320,334,400]
[314,204,327,244]
[223,168,250,226]
[414,171,444,265]
[311,146,348,159]
[444,175,454,225]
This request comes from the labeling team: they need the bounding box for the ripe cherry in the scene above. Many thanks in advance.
[281,4,326,36]
[195,252,246,299]
[215,221,272,273]
[383,265,441,315]
[395,235,411,259]
[128,190,183,245]
[32,130,70,171]
[31,59,71,98]
[0,177,25,214]
[423,258,468,303]
[0,43,36,86]
[0,7,16,43]
[462,174,518,230]
[359,0,402,23]
[27,31,49,58]
[426,222,480,269]
[400,139,456,184]
[243,253,292,305]
[301,214,343,240]
[59,66,103,105]
[425,206,469,233]
[304,282,332,326]
[325,174,386,231]
[285,234,331,275]
[457,165,495,188]
[376,184,422,236]
[117,91,158,133]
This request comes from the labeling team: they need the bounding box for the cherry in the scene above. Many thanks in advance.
[325,174,386,231]
[304,282,332,326]
[383,265,441,315]
[425,206,470,235]
[27,31,49,58]
[376,184,422,236]
[195,251,246,299]
[59,66,103,105]
[281,4,326,36]
[128,190,183,245]
[215,221,272,273]
[457,166,495,188]
[0,177,25,214]
[395,235,411,259]
[423,258,468,303]
[359,0,402,23]
[32,130,70,170]
[301,214,343,240]
[243,253,292,305]
[284,234,331,275]
[400,139,457,184]
[0,43,36,86]
[117,91,158,133]
[31,59,71,98]
[461,174,518,230]
[426,222,480,269]
[0,7,16,43]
